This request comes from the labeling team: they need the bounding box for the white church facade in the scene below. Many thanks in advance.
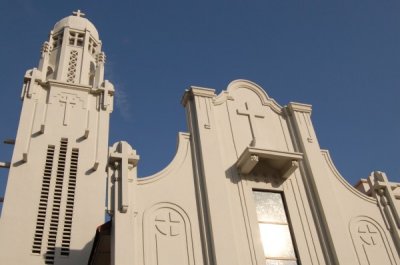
[0,11,399,265]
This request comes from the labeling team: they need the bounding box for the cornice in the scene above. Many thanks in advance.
[287,102,312,114]
[45,79,93,93]
[181,86,216,107]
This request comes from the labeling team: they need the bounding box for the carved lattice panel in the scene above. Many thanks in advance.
[66,50,79,83]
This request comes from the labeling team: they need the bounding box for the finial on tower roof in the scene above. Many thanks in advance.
[72,10,85,18]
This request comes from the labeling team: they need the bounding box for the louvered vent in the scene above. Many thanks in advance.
[32,145,55,254]
[61,148,79,256]
[45,138,68,265]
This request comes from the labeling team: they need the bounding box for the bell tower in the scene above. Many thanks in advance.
[0,11,114,265]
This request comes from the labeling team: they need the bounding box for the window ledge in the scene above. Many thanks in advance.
[236,147,303,178]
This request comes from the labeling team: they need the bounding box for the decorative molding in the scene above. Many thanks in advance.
[204,98,211,129]
[226,79,283,114]
[39,124,45,134]
[287,102,312,114]
[96,51,106,64]
[22,101,39,163]
[46,80,92,93]
[212,90,234,106]
[41,41,53,55]
[181,86,216,107]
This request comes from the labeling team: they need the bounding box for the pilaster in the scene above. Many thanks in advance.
[286,102,358,265]
[108,141,139,265]
[183,87,241,265]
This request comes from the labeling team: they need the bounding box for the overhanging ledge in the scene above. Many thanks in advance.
[236,147,303,178]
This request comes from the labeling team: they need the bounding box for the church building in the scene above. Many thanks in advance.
[0,11,399,265]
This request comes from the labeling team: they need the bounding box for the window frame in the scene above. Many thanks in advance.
[252,189,300,265]
[241,176,302,265]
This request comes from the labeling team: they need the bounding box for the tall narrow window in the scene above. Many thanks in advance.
[32,145,55,254]
[253,190,299,265]
[61,148,79,256]
[45,138,68,265]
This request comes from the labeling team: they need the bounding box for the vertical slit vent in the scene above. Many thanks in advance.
[32,145,55,254]
[45,138,68,265]
[60,148,79,256]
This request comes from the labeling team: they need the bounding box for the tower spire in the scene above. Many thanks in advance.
[0,11,114,265]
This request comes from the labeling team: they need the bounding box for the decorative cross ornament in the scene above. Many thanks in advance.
[109,141,139,213]
[155,211,181,236]
[59,94,77,126]
[237,102,265,147]
[72,10,85,17]
[358,224,378,246]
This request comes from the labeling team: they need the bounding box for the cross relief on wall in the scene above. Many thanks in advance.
[358,223,379,246]
[155,211,182,237]
[59,94,78,126]
[51,92,86,127]
[236,101,265,147]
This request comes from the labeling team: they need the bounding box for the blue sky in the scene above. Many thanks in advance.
[0,0,399,200]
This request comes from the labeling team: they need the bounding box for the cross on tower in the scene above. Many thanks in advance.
[59,94,77,126]
[155,211,181,236]
[109,142,139,213]
[237,102,265,147]
[72,10,85,17]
